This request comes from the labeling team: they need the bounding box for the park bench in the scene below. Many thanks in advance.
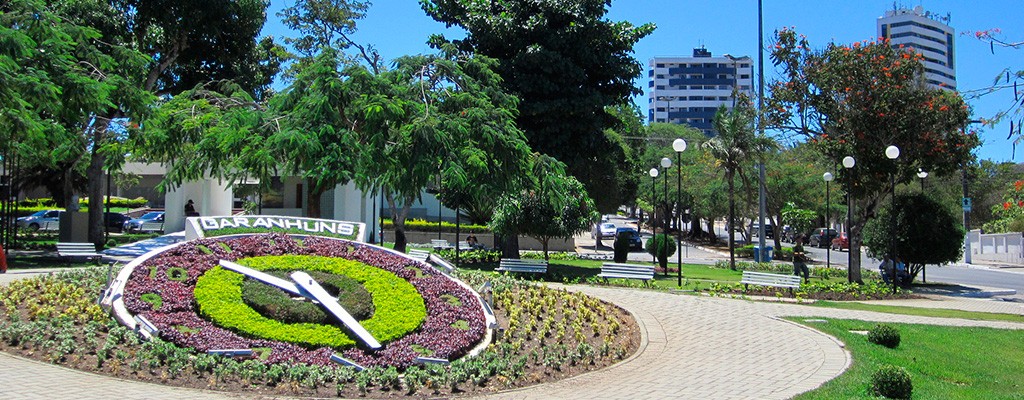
[408,249,430,263]
[496,258,548,274]
[430,239,452,250]
[599,262,655,284]
[740,270,802,293]
[56,242,103,263]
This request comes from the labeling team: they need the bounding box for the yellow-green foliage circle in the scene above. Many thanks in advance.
[194,255,426,348]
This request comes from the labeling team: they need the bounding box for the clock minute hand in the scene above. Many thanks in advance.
[291,271,382,350]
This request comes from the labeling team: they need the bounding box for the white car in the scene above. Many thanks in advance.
[16,210,62,231]
[592,222,617,239]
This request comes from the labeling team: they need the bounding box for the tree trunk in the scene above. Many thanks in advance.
[542,239,549,260]
[848,220,864,283]
[388,194,413,253]
[306,184,324,219]
[86,148,105,249]
[727,170,736,270]
[498,234,519,259]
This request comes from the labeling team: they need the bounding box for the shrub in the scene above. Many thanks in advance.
[434,249,500,264]
[871,364,912,399]
[868,324,901,348]
[645,234,676,269]
[383,218,491,234]
[241,270,375,323]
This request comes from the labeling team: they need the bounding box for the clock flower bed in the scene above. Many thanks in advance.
[120,233,486,368]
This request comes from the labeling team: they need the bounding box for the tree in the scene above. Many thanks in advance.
[766,29,977,282]
[354,47,531,253]
[420,0,655,213]
[967,29,1023,145]
[703,104,775,270]
[490,160,597,260]
[763,144,829,250]
[862,193,965,283]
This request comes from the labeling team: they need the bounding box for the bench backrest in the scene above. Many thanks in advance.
[601,263,655,274]
[500,258,548,267]
[407,249,430,262]
[57,242,98,253]
[740,271,801,287]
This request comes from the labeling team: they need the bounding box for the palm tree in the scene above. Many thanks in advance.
[702,104,775,270]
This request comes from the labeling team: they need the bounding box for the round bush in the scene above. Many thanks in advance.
[868,324,901,348]
[871,364,913,399]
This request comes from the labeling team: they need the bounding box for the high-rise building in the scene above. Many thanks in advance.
[877,5,956,90]
[648,47,753,136]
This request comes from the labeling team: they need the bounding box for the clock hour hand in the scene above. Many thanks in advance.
[218,260,304,297]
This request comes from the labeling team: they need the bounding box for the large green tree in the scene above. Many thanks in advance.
[420,0,654,213]
[766,29,978,282]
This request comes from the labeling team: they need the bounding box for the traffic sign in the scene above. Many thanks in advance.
[962,197,972,212]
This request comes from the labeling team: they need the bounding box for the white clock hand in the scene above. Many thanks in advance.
[291,271,382,350]
[218,260,304,297]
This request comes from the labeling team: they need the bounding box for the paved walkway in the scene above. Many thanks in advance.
[1,269,1023,400]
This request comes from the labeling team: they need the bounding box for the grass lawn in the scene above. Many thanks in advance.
[793,318,1024,399]
[809,301,1024,323]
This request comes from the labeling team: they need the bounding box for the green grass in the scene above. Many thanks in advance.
[809,301,1024,323]
[793,318,1024,399]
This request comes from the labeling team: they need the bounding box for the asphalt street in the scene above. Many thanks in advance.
[593,214,1024,297]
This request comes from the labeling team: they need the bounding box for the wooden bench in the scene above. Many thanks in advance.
[430,239,452,250]
[496,258,548,274]
[599,262,655,283]
[740,270,802,293]
[56,242,103,263]
[408,249,430,262]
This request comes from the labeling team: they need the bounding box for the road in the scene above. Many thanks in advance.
[593,214,1024,297]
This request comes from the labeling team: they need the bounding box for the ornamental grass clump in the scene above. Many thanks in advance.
[868,324,901,348]
[870,364,913,399]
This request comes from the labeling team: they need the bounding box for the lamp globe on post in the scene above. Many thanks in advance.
[823,171,834,269]
[917,168,928,191]
[842,156,855,281]
[885,145,900,291]
[673,139,687,286]
[660,157,672,277]
[649,167,659,264]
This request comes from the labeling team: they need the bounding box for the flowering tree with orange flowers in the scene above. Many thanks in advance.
[766,28,979,283]
[983,179,1024,233]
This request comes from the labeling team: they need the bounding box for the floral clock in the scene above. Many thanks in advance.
[104,233,491,368]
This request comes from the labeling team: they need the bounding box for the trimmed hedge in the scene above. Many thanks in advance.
[195,255,426,349]
[18,196,147,210]
[383,218,490,234]
[241,270,375,323]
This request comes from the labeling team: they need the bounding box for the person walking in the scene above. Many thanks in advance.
[792,237,809,283]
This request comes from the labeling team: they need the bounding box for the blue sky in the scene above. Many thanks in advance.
[262,0,1024,163]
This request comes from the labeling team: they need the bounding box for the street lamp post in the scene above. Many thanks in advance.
[886,145,900,292]
[649,167,659,264]
[823,171,834,270]
[661,157,672,277]
[673,139,687,286]
[917,168,928,191]
[842,156,855,281]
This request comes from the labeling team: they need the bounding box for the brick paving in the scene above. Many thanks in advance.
[1,272,1023,399]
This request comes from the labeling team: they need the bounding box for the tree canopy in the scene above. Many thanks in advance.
[766,28,978,282]
[420,0,654,213]
[862,193,965,281]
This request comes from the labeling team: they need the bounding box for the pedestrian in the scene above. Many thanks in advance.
[466,235,483,250]
[184,199,199,217]
[895,256,910,286]
[878,255,893,284]
[792,237,809,283]
[0,241,7,273]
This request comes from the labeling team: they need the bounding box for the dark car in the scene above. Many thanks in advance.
[615,227,643,250]
[104,212,130,233]
[749,223,775,239]
[807,228,838,248]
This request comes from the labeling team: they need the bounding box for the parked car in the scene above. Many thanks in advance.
[615,227,643,250]
[807,228,838,248]
[16,210,62,231]
[749,223,775,239]
[123,211,165,233]
[831,232,850,251]
[592,222,617,239]
[104,212,130,233]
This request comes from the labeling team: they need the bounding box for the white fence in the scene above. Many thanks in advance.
[967,230,1024,265]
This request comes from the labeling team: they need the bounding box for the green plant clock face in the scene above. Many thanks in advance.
[117,233,488,368]
[194,255,426,349]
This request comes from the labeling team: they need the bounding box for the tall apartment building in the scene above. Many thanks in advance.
[648,47,753,136]
[877,5,956,90]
